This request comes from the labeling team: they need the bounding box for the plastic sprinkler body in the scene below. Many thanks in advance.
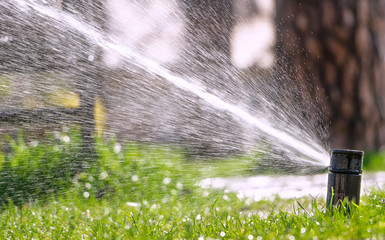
[326,149,363,208]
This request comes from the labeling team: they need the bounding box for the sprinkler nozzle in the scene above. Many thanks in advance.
[326,149,363,208]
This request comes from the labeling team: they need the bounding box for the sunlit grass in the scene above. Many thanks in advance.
[0,131,384,239]
[364,150,385,171]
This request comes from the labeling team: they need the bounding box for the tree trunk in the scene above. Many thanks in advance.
[276,0,385,150]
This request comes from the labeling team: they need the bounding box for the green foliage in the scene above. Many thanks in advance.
[0,132,384,239]
[79,138,201,204]
[0,130,82,206]
[363,150,385,171]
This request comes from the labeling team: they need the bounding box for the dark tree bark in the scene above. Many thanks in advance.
[276,0,385,150]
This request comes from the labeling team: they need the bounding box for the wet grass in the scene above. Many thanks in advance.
[0,132,384,239]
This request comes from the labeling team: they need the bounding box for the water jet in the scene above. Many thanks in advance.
[1,0,330,171]
[326,149,363,208]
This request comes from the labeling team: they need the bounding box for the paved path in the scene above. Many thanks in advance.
[201,172,385,201]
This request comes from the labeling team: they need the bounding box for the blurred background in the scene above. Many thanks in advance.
[1,0,385,161]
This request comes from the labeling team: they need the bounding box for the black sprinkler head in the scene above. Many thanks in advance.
[326,149,363,208]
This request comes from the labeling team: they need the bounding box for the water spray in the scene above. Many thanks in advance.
[326,149,363,208]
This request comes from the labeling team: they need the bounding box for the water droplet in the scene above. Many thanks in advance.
[0,36,10,42]
[163,177,171,185]
[114,143,122,153]
[131,175,139,182]
[104,208,110,215]
[150,204,157,210]
[100,171,108,179]
[126,202,140,207]
[61,135,70,143]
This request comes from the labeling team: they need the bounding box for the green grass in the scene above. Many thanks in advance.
[363,150,385,171]
[0,132,384,239]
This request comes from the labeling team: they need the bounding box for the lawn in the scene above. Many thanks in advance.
[0,130,384,239]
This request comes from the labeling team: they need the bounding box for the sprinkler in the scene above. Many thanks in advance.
[326,149,363,208]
